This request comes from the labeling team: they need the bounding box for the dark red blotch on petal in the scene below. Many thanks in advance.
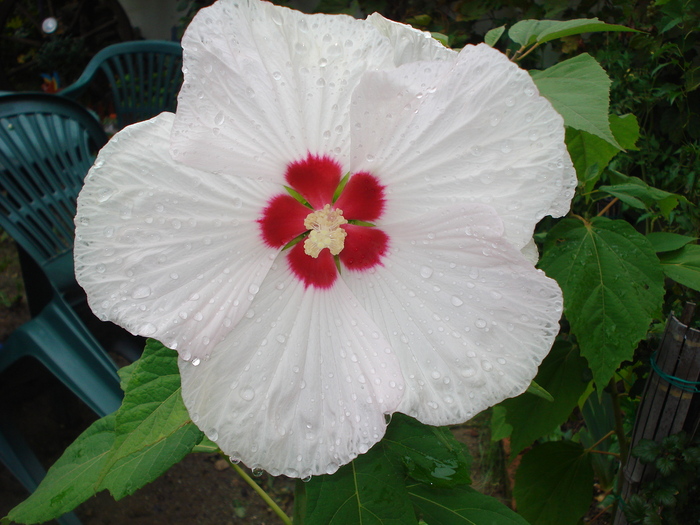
[339,224,389,271]
[258,194,310,248]
[287,241,338,289]
[334,172,386,222]
[285,154,342,209]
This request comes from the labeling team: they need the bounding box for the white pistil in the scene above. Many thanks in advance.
[303,204,348,258]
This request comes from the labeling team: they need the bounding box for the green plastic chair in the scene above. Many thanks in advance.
[0,93,124,520]
[60,40,183,129]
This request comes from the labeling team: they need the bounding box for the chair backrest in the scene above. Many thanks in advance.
[60,40,183,129]
[0,93,107,279]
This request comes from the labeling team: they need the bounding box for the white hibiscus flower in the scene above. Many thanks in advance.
[74,0,576,479]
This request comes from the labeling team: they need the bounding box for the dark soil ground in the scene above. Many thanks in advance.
[0,233,509,524]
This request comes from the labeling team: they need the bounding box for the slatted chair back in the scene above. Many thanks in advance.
[60,40,183,129]
[0,93,108,291]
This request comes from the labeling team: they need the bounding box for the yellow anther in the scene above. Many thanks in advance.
[303,204,348,258]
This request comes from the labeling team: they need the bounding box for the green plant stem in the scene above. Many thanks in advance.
[588,450,621,458]
[229,462,292,525]
[597,197,619,217]
[609,378,629,467]
[585,430,615,453]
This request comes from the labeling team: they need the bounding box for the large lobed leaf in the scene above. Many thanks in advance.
[6,340,202,524]
[566,114,639,192]
[532,53,619,148]
[501,342,589,458]
[383,414,471,488]
[300,414,527,525]
[539,217,665,388]
[97,339,203,498]
[303,448,417,525]
[514,441,594,525]
[409,483,529,525]
[7,416,117,524]
[658,244,700,292]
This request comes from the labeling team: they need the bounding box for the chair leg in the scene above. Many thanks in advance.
[5,324,122,418]
[0,415,83,525]
[3,300,123,418]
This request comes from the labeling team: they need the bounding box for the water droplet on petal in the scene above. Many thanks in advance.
[420,266,433,278]
[214,111,225,126]
[240,388,255,401]
[131,286,151,299]
[451,296,464,307]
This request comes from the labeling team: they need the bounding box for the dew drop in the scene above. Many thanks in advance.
[451,296,464,307]
[214,111,225,126]
[131,286,151,299]
[191,357,201,366]
[475,318,487,329]
[420,266,433,278]
[240,388,255,401]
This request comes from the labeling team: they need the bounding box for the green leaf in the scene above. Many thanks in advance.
[409,483,529,525]
[658,244,700,291]
[565,114,639,191]
[7,415,117,524]
[431,32,450,47]
[539,217,665,387]
[97,339,202,498]
[514,441,594,525]
[490,405,513,442]
[383,414,471,488]
[532,53,619,148]
[303,444,417,525]
[646,232,697,253]
[526,379,554,402]
[484,25,505,47]
[501,342,589,457]
[610,113,641,151]
[599,174,688,217]
[509,18,637,47]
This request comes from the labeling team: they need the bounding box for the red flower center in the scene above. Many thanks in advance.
[258,154,389,288]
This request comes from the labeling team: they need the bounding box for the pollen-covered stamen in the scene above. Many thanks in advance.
[303,204,348,258]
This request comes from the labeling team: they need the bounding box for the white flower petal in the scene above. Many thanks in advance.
[366,12,456,65]
[171,0,401,180]
[520,238,540,266]
[349,43,576,250]
[179,260,404,477]
[342,204,563,425]
[75,113,278,360]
